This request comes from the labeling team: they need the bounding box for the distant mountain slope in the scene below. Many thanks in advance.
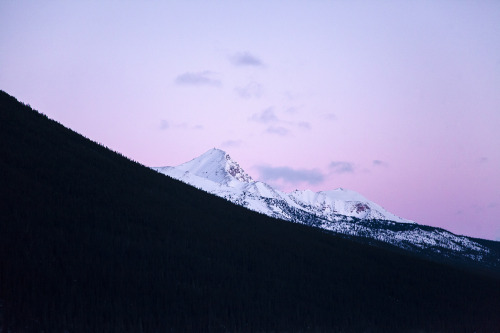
[154,148,499,269]
[1,89,500,332]
[155,148,411,223]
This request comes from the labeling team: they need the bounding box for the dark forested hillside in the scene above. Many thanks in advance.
[1,89,499,332]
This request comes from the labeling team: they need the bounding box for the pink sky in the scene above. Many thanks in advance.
[1,1,499,240]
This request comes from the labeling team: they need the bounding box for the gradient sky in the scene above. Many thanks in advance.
[1,1,499,240]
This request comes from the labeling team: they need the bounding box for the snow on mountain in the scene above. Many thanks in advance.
[154,148,410,223]
[163,148,253,184]
[153,148,494,265]
[289,188,410,223]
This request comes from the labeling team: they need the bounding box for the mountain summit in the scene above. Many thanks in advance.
[154,148,498,268]
[169,148,253,184]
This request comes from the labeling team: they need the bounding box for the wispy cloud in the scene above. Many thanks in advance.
[250,106,310,135]
[323,113,337,121]
[373,160,388,167]
[266,126,290,136]
[230,52,264,67]
[250,107,278,123]
[285,106,298,114]
[487,202,498,209]
[159,120,169,130]
[283,91,298,101]
[174,71,221,86]
[256,165,325,185]
[297,121,311,130]
[162,121,204,131]
[329,161,355,173]
[221,140,242,148]
[235,81,263,99]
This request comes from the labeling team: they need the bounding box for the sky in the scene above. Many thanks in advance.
[1,1,499,240]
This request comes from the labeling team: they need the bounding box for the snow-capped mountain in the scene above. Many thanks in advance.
[153,148,498,268]
[154,149,410,223]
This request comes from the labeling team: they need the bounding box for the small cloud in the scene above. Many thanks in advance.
[373,160,388,167]
[250,107,278,123]
[221,140,242,148]
[230,52,264,67]
[329,161,355,174]
[283,91,298,101]
[249,108,308,135]
[285,107,298,114]
[167,122,205,131]
[235,82,263,99]
[174,71,221,86]
[479,157,488,164]
[297,121,311,130]
[160,120,169,130]
[487,202,498,209]
[323,113,337,121]
[256,165,325,185]
[266,126,290,136]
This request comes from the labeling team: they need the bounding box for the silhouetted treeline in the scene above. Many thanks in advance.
[1,89,499,332]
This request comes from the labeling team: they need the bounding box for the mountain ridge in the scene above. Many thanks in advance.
[154,148,499,270]
[154,148,412,223]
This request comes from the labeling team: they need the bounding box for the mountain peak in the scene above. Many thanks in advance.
[205,147,227,157]
[170,148,253,184]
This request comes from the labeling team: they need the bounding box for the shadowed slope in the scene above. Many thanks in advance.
[1,90,499,332]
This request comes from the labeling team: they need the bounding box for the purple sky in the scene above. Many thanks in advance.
[1,1,499,240]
